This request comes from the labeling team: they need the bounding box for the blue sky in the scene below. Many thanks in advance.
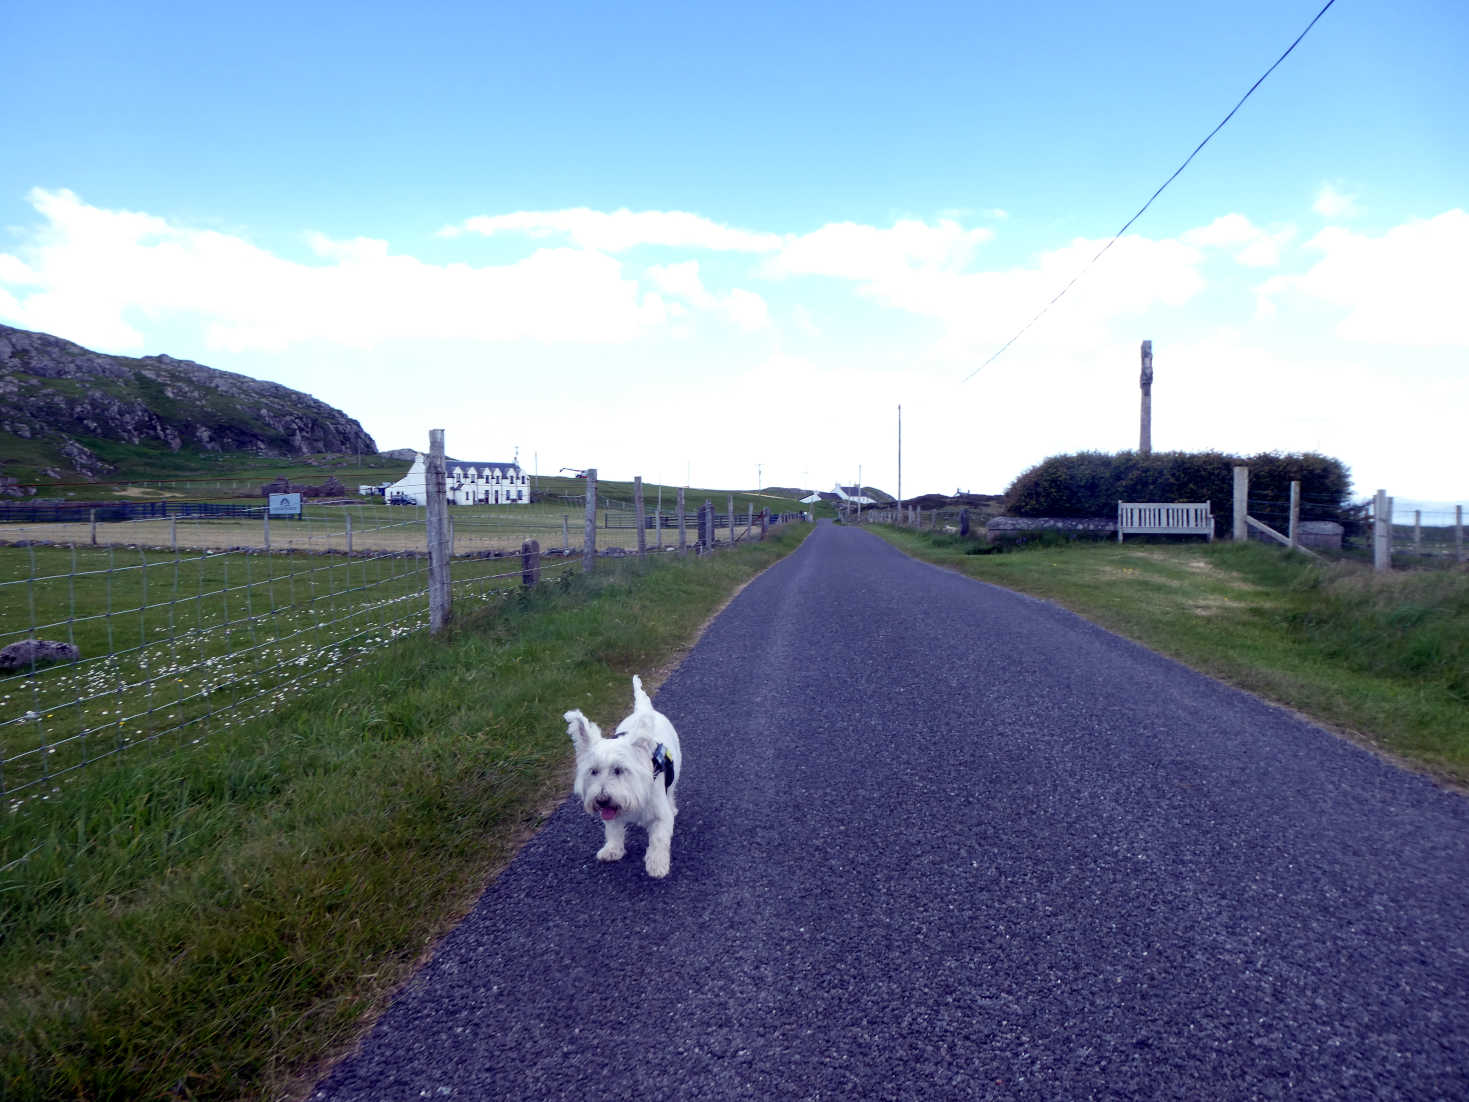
[4,0,1466,504]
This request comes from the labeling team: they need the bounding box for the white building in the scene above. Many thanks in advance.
[831,483,875,505]
[381,453,530,506]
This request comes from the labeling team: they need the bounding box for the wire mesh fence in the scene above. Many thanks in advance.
[0,537,434,812]
[0,499,771,557]
[0,483,800,813]
[849,505,985,533]
[1371,497,1466,568]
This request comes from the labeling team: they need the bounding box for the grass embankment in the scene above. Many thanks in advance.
[0,524,811,1102]
[873,528,1469,785]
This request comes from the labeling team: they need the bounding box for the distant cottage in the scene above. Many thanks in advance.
[379,453,530,506]
[831,483,875,505]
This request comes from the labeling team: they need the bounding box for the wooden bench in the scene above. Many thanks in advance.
[1117,501,1213,542]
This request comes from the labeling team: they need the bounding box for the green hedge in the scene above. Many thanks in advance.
[1003,450,1353,530]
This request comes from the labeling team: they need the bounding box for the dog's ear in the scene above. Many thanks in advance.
[564,709,602,755]
[626,732,658,760]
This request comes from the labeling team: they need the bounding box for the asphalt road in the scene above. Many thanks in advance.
[313,522,1469,1101]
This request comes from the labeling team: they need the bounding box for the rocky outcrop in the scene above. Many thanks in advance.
[0,639,81,673]
[0,324,377,478]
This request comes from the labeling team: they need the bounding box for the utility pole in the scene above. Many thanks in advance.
[1139,340,1153,455]
[897,404,902,508]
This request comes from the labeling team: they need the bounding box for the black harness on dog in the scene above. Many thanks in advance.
[651,743,675,791]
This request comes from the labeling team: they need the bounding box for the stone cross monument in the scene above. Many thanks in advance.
[1139,340,1153,455]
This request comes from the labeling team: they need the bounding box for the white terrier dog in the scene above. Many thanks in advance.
[564,675,682,878]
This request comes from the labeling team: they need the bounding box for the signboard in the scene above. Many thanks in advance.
[268,493,303,519]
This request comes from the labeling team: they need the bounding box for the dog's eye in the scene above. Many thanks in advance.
[589,768,599,776]
[612,766,624,776]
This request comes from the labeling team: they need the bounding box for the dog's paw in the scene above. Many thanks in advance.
[644,849,670,878]
[596,842,625,862]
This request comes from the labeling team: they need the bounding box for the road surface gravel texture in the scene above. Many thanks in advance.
[313,522,1469,1101]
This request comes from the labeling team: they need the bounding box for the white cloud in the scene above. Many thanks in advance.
[1257,210,1469,347]
[819,230,1209,363]
[767,217,992,283]
[646,260,713,306]
[645,260,770,331]
[0,189,673,352]
[1181,214,1293,268]
[1313,183,1360,219]
[4,189,1465,503]
[723,288,770,332]
[440,208,783,253]
[1182,213,1260,248]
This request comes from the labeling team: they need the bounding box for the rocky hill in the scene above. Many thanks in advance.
[0,324,376,482]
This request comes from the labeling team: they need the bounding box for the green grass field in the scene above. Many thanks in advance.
[871,525,1469,785]
[0,523,813,1102]
[4,444,410,499]
[0,477,807,551]
[12,513,1458,1101]
[1,541,438,803]
[0,482,808,809]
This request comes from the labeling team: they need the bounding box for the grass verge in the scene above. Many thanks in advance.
[872,527,1469,786]
[0,524,811,1101]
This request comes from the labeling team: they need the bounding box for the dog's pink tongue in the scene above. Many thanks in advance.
[599,807,618,821]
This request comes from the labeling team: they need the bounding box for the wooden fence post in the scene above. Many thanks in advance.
[264,511,271,552]
[345,512,352,556]
[583,469,597,573]
[1457,505,1464,564]
[1232,466,1249,542]
[728,495,735,546]
[1373,489,1390,573]
[677,487,687,555]
[1288,481,1301,550]
[635,476,646,557]
[426,429,452,633]
[522,539,541,586]
[562,515,569,552]
[760,508,769,540]
[1413,510,1422,553]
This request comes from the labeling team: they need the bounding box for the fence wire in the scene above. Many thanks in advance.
[1,530,434,811]
[1,497,800,811]
[1368,499,1467,564]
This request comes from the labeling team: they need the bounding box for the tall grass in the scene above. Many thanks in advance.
[873,527,1469,784]
[0,525,810,1101]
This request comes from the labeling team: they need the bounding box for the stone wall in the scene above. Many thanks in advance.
[985,516,1116,541]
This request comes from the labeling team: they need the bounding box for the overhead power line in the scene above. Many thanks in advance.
[962,0,1338,383]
